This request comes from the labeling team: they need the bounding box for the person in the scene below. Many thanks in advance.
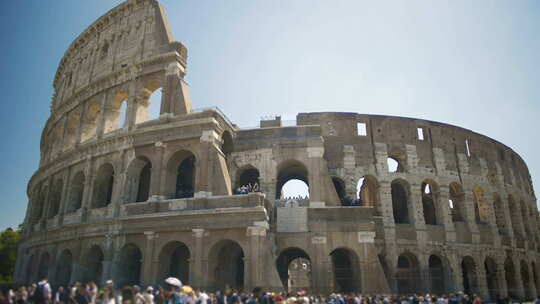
[74,284,90,304]
[534,295,540,304]
[100,287,116,304]
[36,276,52,304]
[16,287,28,304]
[247,288,263,304]
[143,287,155,304]
[164,277,185,304]
[197,291,209,304]
[87,282,98,304]
[54,287,69,304]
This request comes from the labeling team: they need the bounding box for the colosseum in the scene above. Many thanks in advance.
[15,0,540,300]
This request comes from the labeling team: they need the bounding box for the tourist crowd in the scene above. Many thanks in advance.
[1,276,539,304]
[234,183,260,195]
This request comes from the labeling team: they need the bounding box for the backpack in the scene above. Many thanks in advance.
[34,283,46,303]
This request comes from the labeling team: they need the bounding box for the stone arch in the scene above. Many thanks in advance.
[25,254,36,283]
[391,179,410,224]
[31,185,47,224]
[47,179,63,219]
[104,91,129,133]
[504,257,518,298]
[157,241,190,285]
[136,80,162,124]
[521,260,533,299]
[276,247,312,293]
[357,175,380,215]
[387,148,406,173]
[396,251,421,294]
[330,248,361,293]
[484,256,500,300]
[421,179,439,225]
[81,100,101,142]
[81,245,104,283]
[428,254,446,295]
[55,249,73,287]
[38,252,51,280]
[116,244,143,288]
[508,195,523,238]
[461,256,479,296]
[92,163,115,208]
[66,171,85,213]
[493,193,508,235]
[125,156,152,203]
[472,186,488,224]
[165,150,196,199]
[235,165,260,192]
[64,109,81,149]
[208,240,245,291]
[520,200,531,238]
[276,160,309,200]
[332,177,347,205]
[449,182,465,222]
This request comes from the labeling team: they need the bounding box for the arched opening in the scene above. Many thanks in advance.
[505,257,518,298]
[81,101,100,142]
[116,244,142,288]
[493,194,508,235]
[357,176,380,214]
[484,257,500,300]
[47,179,63,219]
[104,92,129,133]
[221,131,234,157]
[391,180,410,224]
[387,157,403,173]
[520,201,531,238]
[92,163,114,208]
[276,160,309,200]
[449,182,465,222]
[136,85,162,124]
[38,252,50,280]
[31,186,47,224]
[472,186,488,224]
[158,241,190,285]
[26,254,36,284]
[508,195,523,238]
[428,255,445,295]
[521,260,533,299]
[56,250,73,287]
[166,150,196,199]
[82,245,104,283]
[421,180,438,225]
[125,157,152,203]
[209,240,244,291]
[332,177,347,205]
[461,256,478,296]
[330,248,361,293]
[396,253,421,295]
[67,172,85,213]
[276,248,311,293]
[235,166,260,194]
[64,111,81,150]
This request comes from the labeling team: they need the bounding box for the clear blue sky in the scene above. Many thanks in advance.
[1,0,539,230]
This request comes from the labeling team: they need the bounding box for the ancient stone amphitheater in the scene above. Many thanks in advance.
[16,0,540,299]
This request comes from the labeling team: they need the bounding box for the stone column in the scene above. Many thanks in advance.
[496,260,508,298]
[310,235,330,294]
[190,229,205,287]
[307,146,327,206]
[142,231,158,286]
[359,232,391,294]
[101,234,116,285]
[195,131,216,197]
[476,257,489,299]
[96,92,109,139]
[439,185,456,242]
[151,142,167,200]
[449,254,464,293]
[463,191,480,242]
[161,62,192,116]
[246,226,267,291]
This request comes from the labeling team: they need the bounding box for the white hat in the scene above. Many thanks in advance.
[106,280,114,285]
[147,286,154,292]
[165,277,182,288]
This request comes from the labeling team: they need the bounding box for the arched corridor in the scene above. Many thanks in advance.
[209,240,244,290]
[396,253,421,294]
[276,248,312,293]
[82,245,104,283]
[428,255,445,295]
[330,248,361,293]
[484,257,500,300]
[55,250,73,287]
[158,241,190,284]
[116,244,142,288]
[462,256,479,296]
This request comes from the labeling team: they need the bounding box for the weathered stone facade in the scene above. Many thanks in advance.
[16,0,540,299]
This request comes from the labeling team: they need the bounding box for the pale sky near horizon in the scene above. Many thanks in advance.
[1,0,540,230]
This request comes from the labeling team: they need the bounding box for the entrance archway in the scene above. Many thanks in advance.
[484,257,500,300]
[276,160,309,200]
[56,250,73,287]
[330,248,361,292]
[38,252,50,280]
[158,241,190,284]
[462,256,479,296]
[396,253,421,294]
[428,255,445,295]
[82,245,104,283]
[276,247,312,293]
[209,240,244,290]
[116,244,142,288]
[166,150,196,199]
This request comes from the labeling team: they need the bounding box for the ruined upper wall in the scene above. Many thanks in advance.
[51,0,185,112]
